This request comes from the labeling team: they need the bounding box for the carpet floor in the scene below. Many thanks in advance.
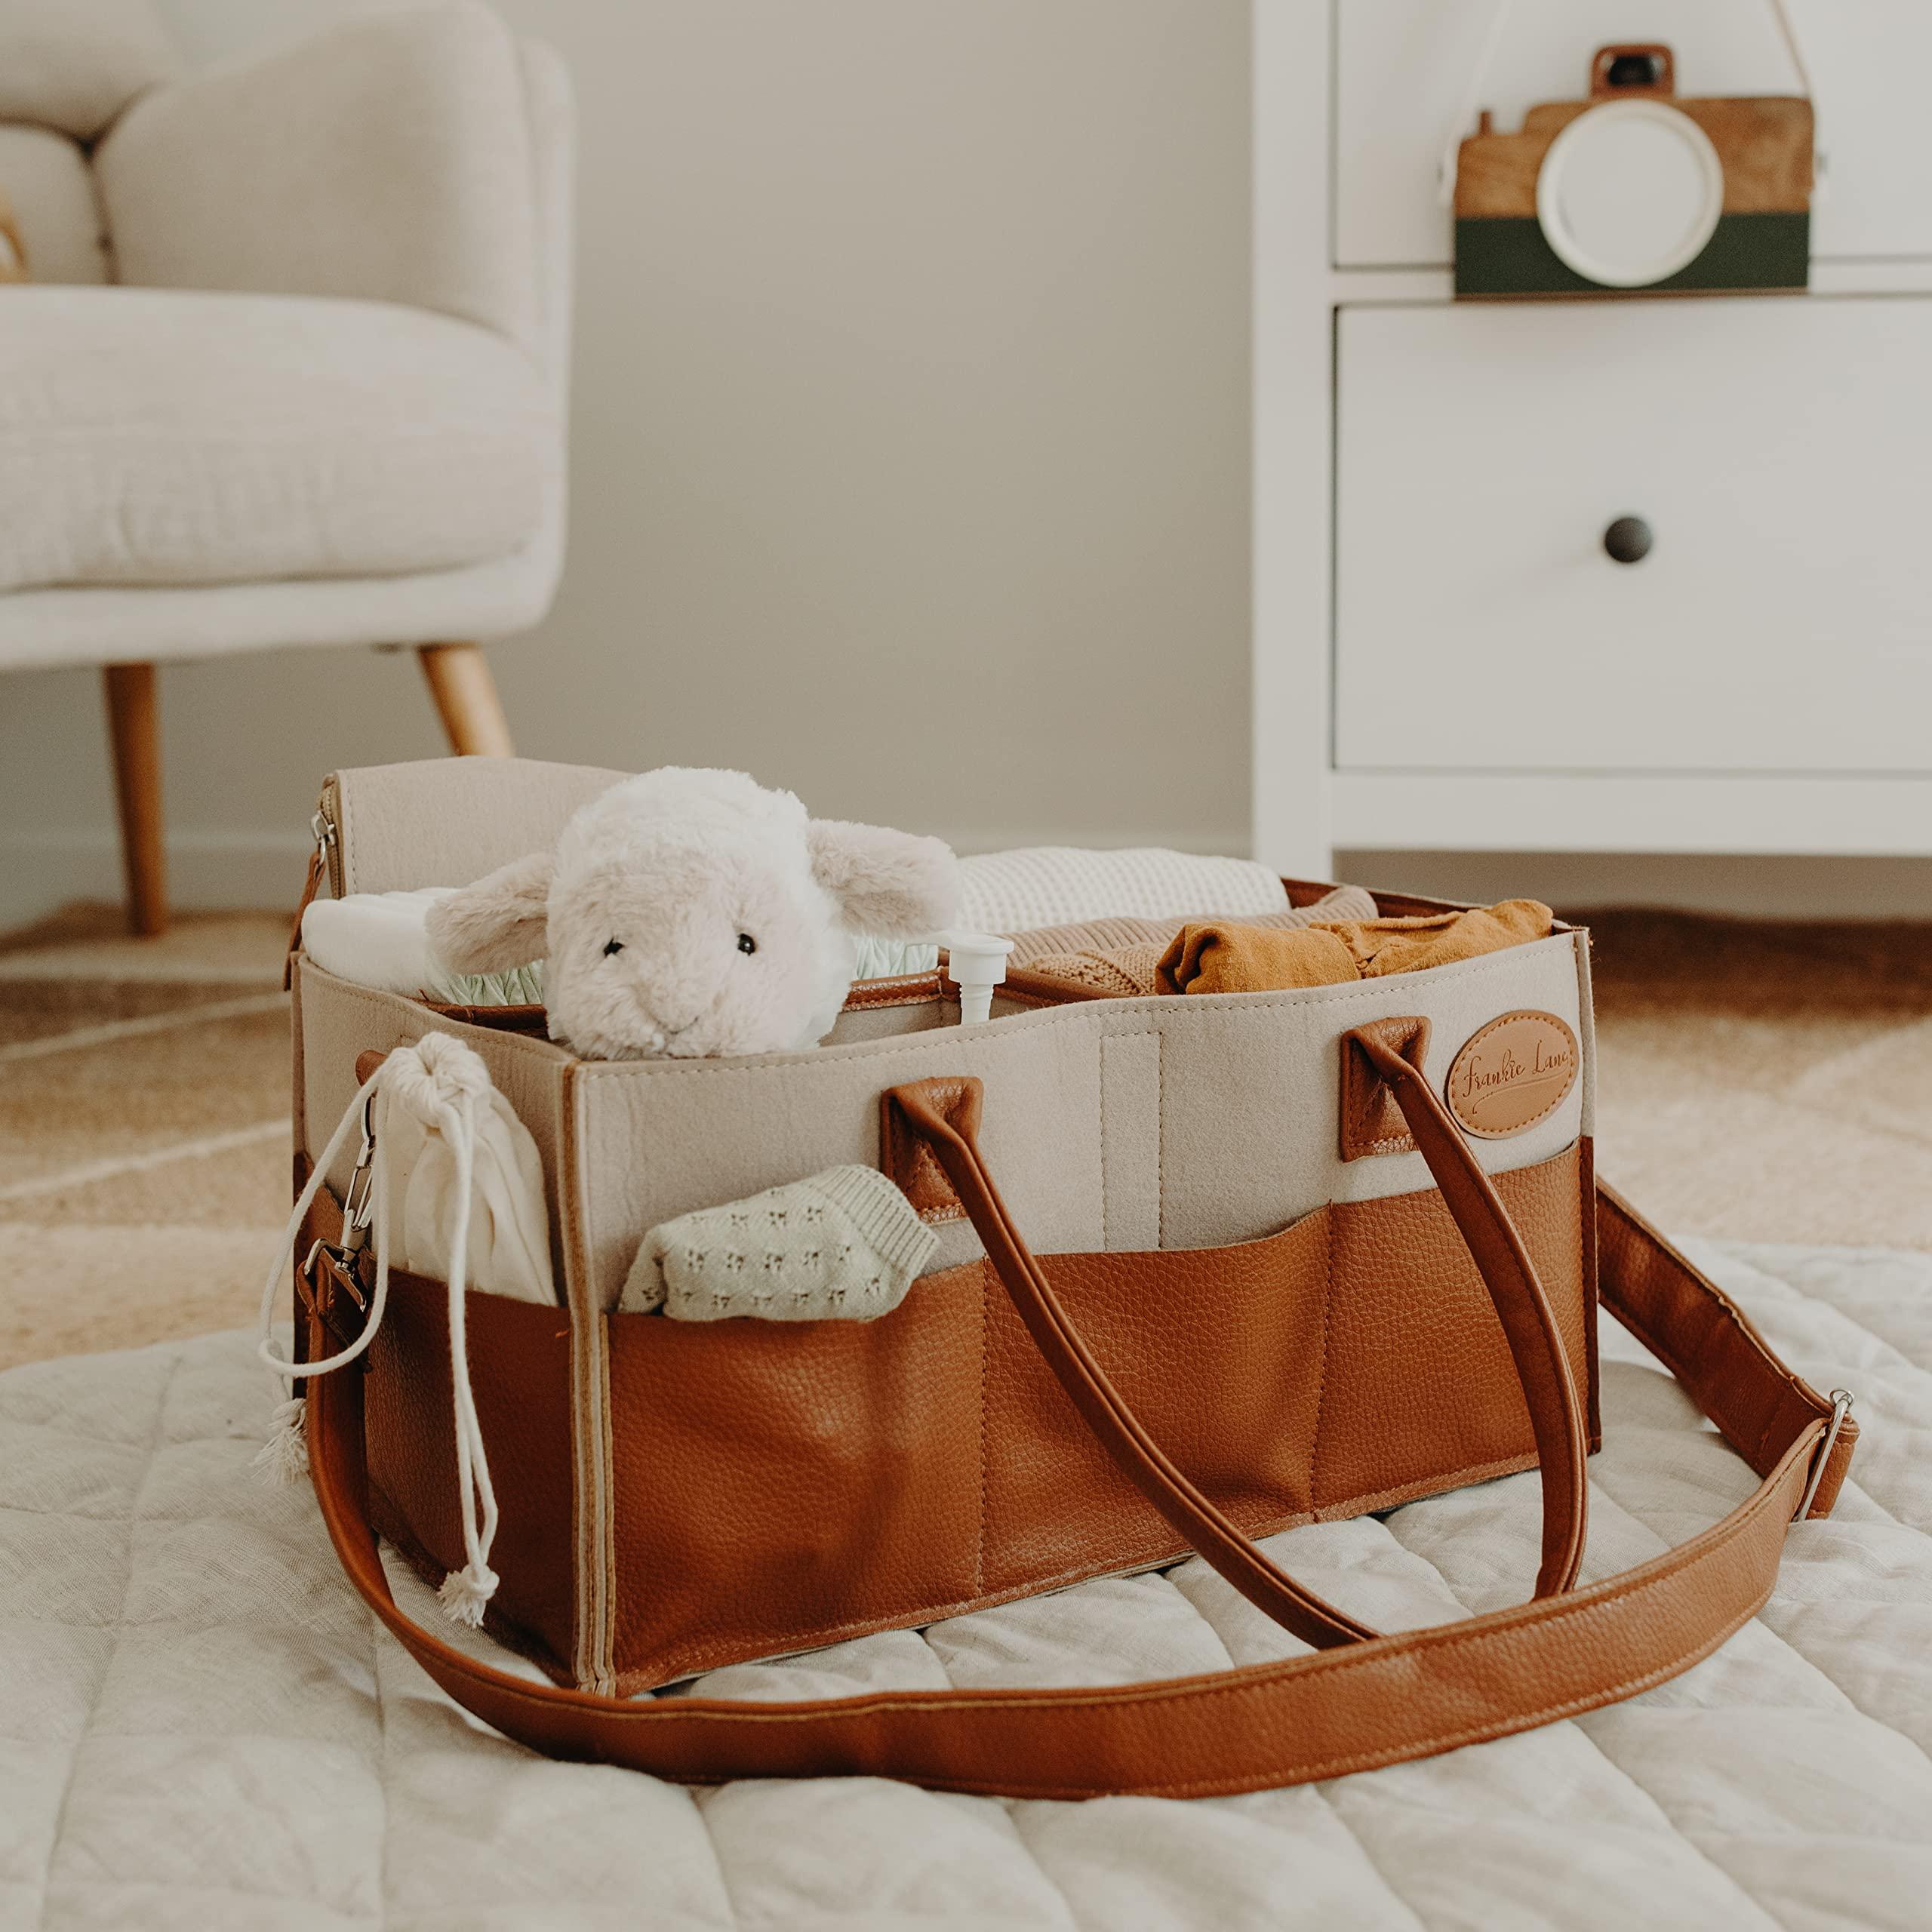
[3,900,1928,1371]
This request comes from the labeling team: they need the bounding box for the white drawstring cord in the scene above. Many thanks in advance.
[254,1035,503,1628]
[251,1061,392,1484]
[430,1067,500,1625]
[1437,0,1515,207]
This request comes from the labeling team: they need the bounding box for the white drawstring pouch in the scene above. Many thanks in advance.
[254,1031,553,1628]
[380,1038,555,1303]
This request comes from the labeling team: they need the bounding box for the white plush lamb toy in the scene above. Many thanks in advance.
[424,768,960,1060]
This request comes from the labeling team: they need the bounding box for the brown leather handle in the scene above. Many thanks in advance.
[890,1076,1367,1649]
[888,1047,1588,1651]
[1346,1029,1590,1597]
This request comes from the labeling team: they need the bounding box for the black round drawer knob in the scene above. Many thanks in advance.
[1604,516,1652,565]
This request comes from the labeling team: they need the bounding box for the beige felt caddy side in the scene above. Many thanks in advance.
[295,760,1596,1315]
[297,936,1594,1305]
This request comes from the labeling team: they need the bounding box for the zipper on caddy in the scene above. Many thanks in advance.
[315,774,344,897]
[282,778,342,989]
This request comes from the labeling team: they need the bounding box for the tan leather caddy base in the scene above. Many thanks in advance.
[304,1139,1595,1695]
[295,1156,1854,1801]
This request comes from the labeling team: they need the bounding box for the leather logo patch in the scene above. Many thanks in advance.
[1445,1011,1579,1139]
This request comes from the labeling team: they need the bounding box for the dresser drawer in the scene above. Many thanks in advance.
[1334,297,1932,774]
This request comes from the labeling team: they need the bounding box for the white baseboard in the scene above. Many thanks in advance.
[0,829,315,933]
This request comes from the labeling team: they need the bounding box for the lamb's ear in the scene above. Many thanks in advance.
[424,851,555,973]
[808,819,961,937]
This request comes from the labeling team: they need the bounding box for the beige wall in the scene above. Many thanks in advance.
[0,0,1252,928]
[9,2,1928,928]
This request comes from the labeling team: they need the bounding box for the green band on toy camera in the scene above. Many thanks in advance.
[1454,212,1809,299]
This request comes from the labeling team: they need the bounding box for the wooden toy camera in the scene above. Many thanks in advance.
[1454,44,1812,298]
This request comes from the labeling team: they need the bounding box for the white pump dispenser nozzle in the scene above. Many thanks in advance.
[940,930,1014,1025]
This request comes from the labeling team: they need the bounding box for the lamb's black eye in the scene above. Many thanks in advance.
[602,937,624,958]
[737,933,757,955]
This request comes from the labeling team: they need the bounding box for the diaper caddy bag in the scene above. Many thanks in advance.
[285,758,1857,1799]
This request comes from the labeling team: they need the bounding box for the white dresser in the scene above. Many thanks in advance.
[1255,0,1932,875]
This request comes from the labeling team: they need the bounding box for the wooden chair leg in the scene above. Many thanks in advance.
[102,662,168,937]
[417,642,514,758]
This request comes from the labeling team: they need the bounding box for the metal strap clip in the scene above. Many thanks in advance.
[296,1237,370,1358]
[1795,1389,1854,1521]
[294,1086,378,1361]
[335,1089,379,1257]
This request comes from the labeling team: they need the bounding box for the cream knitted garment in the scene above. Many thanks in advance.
[1023,946,1166,996]
[620,1165,938,1321]
[959,848,1293,933]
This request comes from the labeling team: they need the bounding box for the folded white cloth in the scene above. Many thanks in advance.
[621,1164,937,1321]
[303,888,454,998]
[959,847,1289,933]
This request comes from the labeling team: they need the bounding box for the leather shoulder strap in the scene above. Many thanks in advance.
[297,1098,1855,1798]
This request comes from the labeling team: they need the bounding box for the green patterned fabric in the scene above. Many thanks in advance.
[426,961,547,1007]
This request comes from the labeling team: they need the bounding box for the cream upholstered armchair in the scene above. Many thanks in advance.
[0,0,571,932]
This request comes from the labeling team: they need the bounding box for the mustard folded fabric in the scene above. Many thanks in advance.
[1157,899,1554,995]
[1321,898,1554,977]
[1158,925,1359,994]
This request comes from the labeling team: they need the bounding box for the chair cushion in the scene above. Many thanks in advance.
[0,125,110,284]
[0,285,554,593]
[0,0,180,141]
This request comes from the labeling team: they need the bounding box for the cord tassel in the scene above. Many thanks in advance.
[252,1395,309,1486]
[438,1558,500,1629]
[432,1074,502,1626]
